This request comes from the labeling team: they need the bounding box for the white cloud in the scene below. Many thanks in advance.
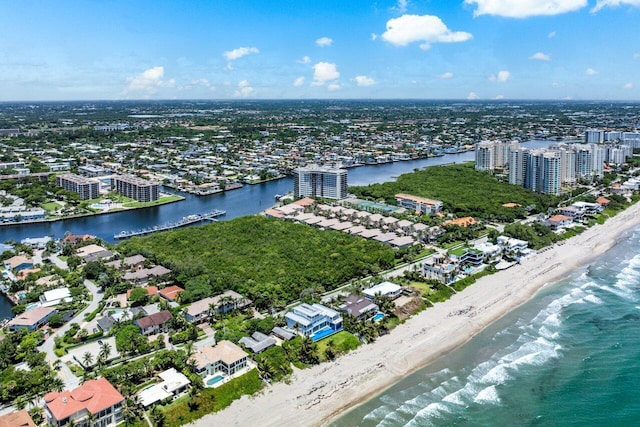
[371,33,378,41]
[312,62,340,86]
[381,14,472,50]
[530,52,551,61]
[489,70,511,82]
[395,0,409,13]
[592,0,640,13]
[125,66,174,94]
[464,0,587,18]
[223,46,259,61]
[316,37,333,47]
[293,76,305,87]
[190,78,211,88]
[234,80,255,97]
[327,83,341,91]
[586,68,598,75]
[494,95,505,99]
[354,75,375,86]
[634,53,640,59]
[552,82,562,88]
[623,82,634,89]
[297,56,311,64]
[467,92,479,100]
[440,72,454,79]
[548,31,557,38]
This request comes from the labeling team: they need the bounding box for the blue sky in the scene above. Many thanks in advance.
[1,0,639,101]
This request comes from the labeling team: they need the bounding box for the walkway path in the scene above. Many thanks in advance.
[38,279,104,389]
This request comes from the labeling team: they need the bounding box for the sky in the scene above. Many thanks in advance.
[1,0,639,101]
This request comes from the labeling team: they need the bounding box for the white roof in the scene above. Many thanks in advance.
[138,368,190,407]
[42,287,71,303]
[363,281,401,298]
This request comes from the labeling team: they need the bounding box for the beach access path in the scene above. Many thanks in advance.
[191,201,640,427]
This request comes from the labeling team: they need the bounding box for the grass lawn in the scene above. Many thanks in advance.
[122,194,184,208]
[441,240,464,250]
[161,369,264,426]
[317,330,360,361]
[41,201,62,212]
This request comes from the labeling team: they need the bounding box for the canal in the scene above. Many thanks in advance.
[0,151,476,244]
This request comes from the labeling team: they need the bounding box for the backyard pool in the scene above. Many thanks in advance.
[206,374,225,386]
[311,326,340,342]
[373,312,385,322]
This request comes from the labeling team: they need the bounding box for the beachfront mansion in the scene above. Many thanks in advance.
[474,131,640,195]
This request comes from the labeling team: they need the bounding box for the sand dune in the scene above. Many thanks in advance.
[192,202,640,427]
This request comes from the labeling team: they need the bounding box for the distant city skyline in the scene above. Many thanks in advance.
[1,0,639,101]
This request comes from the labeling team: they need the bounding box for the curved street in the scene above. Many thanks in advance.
[38,276,103,389]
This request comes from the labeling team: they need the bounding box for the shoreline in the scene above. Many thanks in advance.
[0,195,184,229]
[193,201,640,427]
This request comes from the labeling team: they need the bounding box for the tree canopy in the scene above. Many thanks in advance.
[118,216,395,309]
[350,163,559,222]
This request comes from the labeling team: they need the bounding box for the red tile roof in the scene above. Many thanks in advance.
[159,285,184,301]
[596,196,610,205]
[0,410,36,427]
[44,377,123,421]
[127,286,158,299]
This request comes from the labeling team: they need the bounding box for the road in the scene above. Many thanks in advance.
[38,278,103,389]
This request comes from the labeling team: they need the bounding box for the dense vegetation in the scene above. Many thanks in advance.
[117,216,395,309]
[350,163,559,222]
[0,330,64,407]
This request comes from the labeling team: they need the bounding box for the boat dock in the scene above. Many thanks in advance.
[114,209,226,239]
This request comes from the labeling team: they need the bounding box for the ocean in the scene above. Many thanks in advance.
[332,226,640,427]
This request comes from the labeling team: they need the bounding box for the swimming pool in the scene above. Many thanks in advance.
[311,326,340,342]
[373,312,385,322]
[206,374,225,386]
[357,201,397,212]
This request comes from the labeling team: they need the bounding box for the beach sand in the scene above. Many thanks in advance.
[191,202,640,427]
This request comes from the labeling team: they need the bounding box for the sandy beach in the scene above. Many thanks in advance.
[192,201,640,427]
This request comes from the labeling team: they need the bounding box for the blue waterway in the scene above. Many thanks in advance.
[333,227,640,427]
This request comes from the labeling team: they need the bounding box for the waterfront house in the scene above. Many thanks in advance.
[423,256,458,284]
[3,255,34,272]
[497,236,529,256]
[44,377,124,427]
[21,236,52,249]
[338,294,379,320]
[191,340,248,378]
[135,310,173,335]
[76,244,114,263]
[448,247,484,267]
[363,281,402,300]
[547,214,573,230]
[239,331,277,354]
[7,306,57,331]
[285,303,343,337]
[138,368,191,407]
[271,326,296,341]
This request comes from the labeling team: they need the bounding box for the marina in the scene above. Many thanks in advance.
[113,209,226,240]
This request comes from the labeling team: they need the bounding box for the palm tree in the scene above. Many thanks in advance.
[82,351,93,369]
[98,342,112,363]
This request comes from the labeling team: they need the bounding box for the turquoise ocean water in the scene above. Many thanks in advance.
[332,226,640,427]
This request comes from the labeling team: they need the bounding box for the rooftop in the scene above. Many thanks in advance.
[44,377,124,421]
